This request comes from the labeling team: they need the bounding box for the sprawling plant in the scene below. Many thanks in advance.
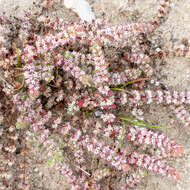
[0,0,189,189]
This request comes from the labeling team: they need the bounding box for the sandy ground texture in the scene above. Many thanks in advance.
[0,0,190,190]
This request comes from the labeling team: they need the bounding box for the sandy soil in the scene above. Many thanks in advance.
[0,0,190,189]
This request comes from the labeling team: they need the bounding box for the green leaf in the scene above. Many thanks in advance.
[110,87,124,91]
[92,70,96,75]
[81,65,87,72]
[35,131,41,137]
[67,110,73,115]
[16,122,22,129]
[119,115,167,129]
[48,160,54,166]
[50,135,55,139]
[113,120,126,159]
[84,111,89,117]
[18,75,25,92]
[142,169,148,176]
[56,156,63,161]
[104,168,110,175]
[110,88,130,94]
[26,124,30,130]
[64,52,70,59]
[15,46,22,67]
[57,150,62,155]
[123,80,137,86]
[19,87,27,93]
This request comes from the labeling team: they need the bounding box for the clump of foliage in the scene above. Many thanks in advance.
[0,0,190,189]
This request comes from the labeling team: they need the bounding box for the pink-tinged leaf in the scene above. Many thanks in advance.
[102,105,108,110]
[110,104,116,109]
[68,39,73,45]
[108,90,114,96]
[122,164,132,172]
[102,104,116,110]
[31,89,39,96]
[169,169,180,180]
[78,98,85,108]
[76,26,83,32]
[171,147,184,157]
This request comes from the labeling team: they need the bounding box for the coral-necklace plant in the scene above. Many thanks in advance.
[0,0,189,189]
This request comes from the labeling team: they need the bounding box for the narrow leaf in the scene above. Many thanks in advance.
[113,120,126,159]
[119,115,167,129]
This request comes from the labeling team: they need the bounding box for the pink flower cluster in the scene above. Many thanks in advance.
[124,169,147,188]
[1,4,188,188]
[77,90,115,110]
[36,23,86,54]
[127,126,183,158]
[149,0,171,27]
[92,168,110,182]
[123,52,153,76]
[90,42,110,89]
[119,89,190,105]
[128,151,180,180]
[24,63,41,97]
[171,105,190,127]
[55,163,78,185]
[98,23,154,48]
[81,135,128,171]
[0,25,8,57]
[63,51,92,86]
[100,113,116,123]
[110,68,141,85]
